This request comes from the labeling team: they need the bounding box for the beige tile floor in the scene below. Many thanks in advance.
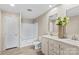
[0,46,42,55]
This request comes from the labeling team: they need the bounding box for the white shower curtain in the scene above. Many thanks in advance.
[21,22,38,47]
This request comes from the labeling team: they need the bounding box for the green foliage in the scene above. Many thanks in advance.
[56,16,69,26]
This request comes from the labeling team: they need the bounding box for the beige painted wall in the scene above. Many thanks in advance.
[66,15,79,36]
[37,13,49,36]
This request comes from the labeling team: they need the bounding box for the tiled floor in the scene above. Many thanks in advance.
[0,46,43,55]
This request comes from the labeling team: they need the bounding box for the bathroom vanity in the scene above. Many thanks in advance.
[41,35,79,55]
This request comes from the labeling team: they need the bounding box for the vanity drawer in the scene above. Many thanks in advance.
[60,43,79,55]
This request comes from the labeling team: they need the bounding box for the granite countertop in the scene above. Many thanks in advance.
[42,35,79,47]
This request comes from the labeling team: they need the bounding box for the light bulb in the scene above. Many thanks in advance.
[10,4,15,7]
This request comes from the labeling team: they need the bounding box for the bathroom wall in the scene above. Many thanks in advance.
[66,15,79,37]
[37,12,49,37]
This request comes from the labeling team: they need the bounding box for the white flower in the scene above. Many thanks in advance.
[56,16,70,26]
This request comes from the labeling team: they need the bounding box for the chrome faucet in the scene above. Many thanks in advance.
[72,34,78,41]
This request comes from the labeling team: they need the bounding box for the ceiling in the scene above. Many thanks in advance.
[0,4,57,19]
[67,5,79,17]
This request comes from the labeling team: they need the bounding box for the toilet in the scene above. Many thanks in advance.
[33,37,42,49]
[33,41,41,49]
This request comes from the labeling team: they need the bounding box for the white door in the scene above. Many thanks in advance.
[3,14,19,50]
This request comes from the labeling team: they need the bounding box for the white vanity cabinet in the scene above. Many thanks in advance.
[49,39,60,55]
[60,43,79,55]
[41,37,49,55]
[41,35,79,55]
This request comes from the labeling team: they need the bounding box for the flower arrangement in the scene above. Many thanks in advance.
[55,16,70,38]
[56,16,69,26]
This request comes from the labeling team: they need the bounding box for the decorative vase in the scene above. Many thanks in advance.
[58,25,66,38]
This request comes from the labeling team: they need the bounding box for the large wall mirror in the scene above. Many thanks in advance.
[66,5,79,38]
[48,14,58,35]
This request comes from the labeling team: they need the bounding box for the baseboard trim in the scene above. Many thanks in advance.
[5,47,17,50]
